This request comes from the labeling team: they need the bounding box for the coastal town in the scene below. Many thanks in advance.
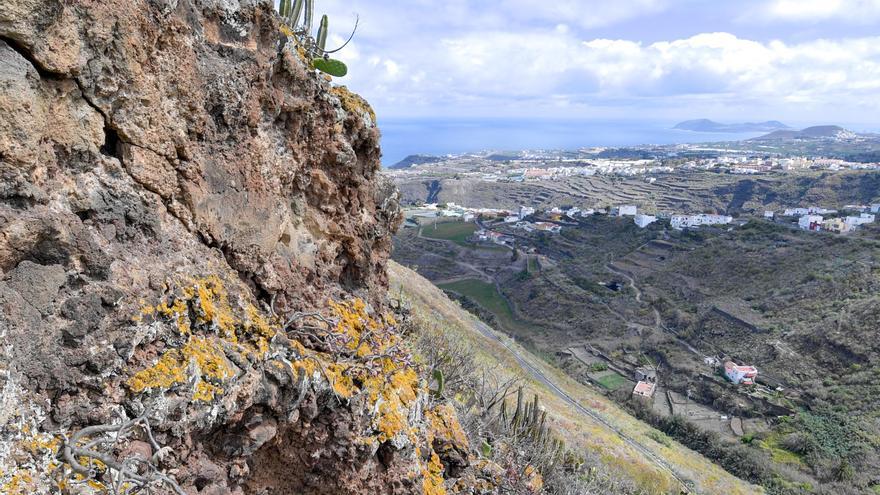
[389,148,880,183]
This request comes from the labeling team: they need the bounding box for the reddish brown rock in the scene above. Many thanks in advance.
[0,1,420,494]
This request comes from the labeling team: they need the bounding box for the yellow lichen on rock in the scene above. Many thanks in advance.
[127,276,282,402]
[1,470,34,495]
[127,335,233,401]
[331,86,377,124]
[422,452,447,495]
[285,299,424,444]
[426,404,470,455]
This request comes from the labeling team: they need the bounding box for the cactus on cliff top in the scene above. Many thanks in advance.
[276,0,356,78]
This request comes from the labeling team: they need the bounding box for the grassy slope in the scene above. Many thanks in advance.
[389,261,762,495]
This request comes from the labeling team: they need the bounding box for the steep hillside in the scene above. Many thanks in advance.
[0,1,506,494]
[389,261,763,495]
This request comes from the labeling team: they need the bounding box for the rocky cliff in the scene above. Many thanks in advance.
[0,1,474,494]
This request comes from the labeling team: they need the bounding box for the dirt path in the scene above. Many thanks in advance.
[605,263,706,358]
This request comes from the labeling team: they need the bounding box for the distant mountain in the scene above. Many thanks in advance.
[388,154,442,169]
[751,125,857,141]
[674,119,790,133]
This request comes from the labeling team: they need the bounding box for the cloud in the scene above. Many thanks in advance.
[296,2,880,121]
[333,26,880,118]
[760,0,880,23]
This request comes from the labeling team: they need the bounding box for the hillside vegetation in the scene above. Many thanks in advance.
[393,207,880,494]
[390,261,763,495]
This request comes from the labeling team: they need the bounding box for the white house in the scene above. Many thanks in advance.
[519,206,536,218]
[799,215,823,231]
[565,207,581,218]
[462,212,475,222]
[670,215,689,230]
[724,361,758,385]
[671,214,733,230]
[845,214,875,227]
[784,208,810,216]
[871,204,880,213]
[697,214,733,226]
[503,215,520,223]
[616,205,638,217]
[764,211,775,219]
[809,207,837,215]
[634,214,657,228]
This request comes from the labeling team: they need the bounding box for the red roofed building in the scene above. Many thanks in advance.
[724,361,758,385]
[632,381,656,405]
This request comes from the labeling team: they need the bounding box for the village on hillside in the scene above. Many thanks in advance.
[389,149,880,185]
[403,200,879,247]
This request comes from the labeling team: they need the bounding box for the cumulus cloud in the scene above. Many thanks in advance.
[297,1,880,121]
[333,26,880,117]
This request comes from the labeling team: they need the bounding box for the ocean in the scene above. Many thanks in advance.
[376,118,768,167]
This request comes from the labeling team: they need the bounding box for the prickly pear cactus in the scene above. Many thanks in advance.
[312,58,348,77]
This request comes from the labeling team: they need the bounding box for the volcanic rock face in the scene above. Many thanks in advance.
[0,1,450,494]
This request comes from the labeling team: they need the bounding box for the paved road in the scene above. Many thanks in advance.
[470,318,693,493]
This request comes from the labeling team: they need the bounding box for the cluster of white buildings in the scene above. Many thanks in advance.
[503,160,675,182]
[680,156,880,173]
[610,204,732,230]
[775,205,878,234]
[796,212,876,233]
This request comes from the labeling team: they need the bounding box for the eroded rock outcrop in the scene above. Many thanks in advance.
[0,1,475,494]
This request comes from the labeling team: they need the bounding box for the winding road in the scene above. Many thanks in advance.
[470,318,694,493]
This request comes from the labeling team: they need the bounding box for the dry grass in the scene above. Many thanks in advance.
[389,261,763,495]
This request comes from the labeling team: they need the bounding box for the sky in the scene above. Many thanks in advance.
[308,0,880,128]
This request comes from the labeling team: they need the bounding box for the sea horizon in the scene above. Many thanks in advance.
[377,117,880,167]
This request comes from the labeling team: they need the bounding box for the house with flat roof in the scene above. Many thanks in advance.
[634,214,657,228]
[724,361,757,385]
[615,205,638,217]
[798,215,823,231]
[632,381,657,404]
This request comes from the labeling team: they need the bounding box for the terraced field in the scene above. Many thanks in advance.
[391,170,880,215]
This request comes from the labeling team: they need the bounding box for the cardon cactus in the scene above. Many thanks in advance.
[316,14,329,52]
[276,0,355,78]
[430,368,445,398]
